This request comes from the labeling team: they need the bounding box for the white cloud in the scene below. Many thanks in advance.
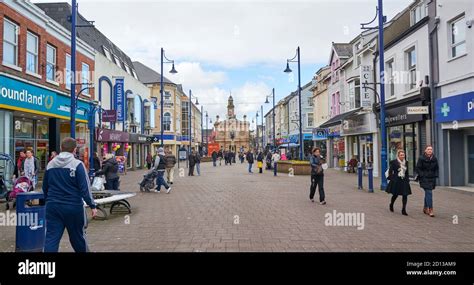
[34,0,413,68]
[173,62,227,89]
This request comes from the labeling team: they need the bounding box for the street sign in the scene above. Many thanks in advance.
[407,106,429,115]
[102,110,117,122]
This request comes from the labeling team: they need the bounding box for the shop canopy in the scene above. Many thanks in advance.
[319,107,363,128]
[279,143,300,148]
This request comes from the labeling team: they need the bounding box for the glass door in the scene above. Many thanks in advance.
[468,135,474,185]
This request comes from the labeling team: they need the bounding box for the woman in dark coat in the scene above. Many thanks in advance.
[92,152,101,173]
[386,149,412,215]
[415,145,439,217]
[95,154,120,190]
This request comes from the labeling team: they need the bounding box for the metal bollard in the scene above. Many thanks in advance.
[357,162,363,190]
[367,164,374,193]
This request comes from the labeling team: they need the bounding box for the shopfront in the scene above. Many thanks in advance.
[312,128,328,158]
[381,99,428,177]
[436,91,474,187]
[341,112,378,175]
[288,133,313,159]
[0,74,90,177]
[96,128,130,173]
[129,133,152,170]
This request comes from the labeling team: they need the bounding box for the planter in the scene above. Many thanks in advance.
[277,160,311,175]
[201,156,213,163]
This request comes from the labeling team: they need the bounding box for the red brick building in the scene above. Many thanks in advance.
[0,0,95,176]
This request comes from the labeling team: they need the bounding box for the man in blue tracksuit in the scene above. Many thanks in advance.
[42,138,97,252]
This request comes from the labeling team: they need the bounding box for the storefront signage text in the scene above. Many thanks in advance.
[435,91,474,123]
[0,75,89,121]
[114,78,124,121]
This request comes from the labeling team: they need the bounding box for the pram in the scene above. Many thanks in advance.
[139,169,159,192]
[5,176,34,210]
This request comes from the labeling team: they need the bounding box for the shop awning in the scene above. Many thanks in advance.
[279,143,300,148]
[319,108,363,128]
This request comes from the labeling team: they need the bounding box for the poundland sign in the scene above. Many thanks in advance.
[0,75,89,121]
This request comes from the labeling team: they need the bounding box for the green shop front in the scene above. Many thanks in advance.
[0,74,91,178]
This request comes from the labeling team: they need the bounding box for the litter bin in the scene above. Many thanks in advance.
[15,192,46,252]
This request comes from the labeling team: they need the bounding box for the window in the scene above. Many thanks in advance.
[102,46,112,61]
[3,19,19,66]
[450,15,466,58]
[411,3,427,25]
[113,55,122,68]
[163,112,171,131]
[164,91,171,101]
[406,47,416,90]
[65,54,72,90]
[307,113,314,128]
[132,70,138,80]
[354,41,362,67]
[124,64,131,75]
[386,59,395,97]
[26,32,39,74]
[46,44,57,81]
[308,97,314,107]
[348,80,360,109]
[81,63,90,94]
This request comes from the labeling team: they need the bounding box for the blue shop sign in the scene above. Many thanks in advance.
[151,135,176,143]
[289,133,312,143]
[435,91,474,123]
[0,75,89,121]
[312,128,329,141]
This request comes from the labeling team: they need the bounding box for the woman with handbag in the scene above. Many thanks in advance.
[415,145,439,217]
[309,147,326,205]
[386,149,412,215]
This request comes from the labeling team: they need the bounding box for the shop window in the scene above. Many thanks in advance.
[388,126,404,161]
[14,119,34,139]
[3,19,19,66]
[36,120,49,140]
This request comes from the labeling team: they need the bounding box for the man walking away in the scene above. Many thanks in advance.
[188,149,196,176]
[165,149,177,184]
[272,151,280,176]
[246,151,254,173]
[154,148,172,193]
[218,149,223,166]
[309,147,326,205]
[43,138,97,252]
[195,151,202,176]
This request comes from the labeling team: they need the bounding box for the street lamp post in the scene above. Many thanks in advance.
[261,105,264,149]
[201,105,203,155]
[160,47,178,147]
[377,0,388,191]
[205,111,209,155]
[188,90,199,158]
[256,111,259,151]
[265,88,276,149]
[284,47,303,160]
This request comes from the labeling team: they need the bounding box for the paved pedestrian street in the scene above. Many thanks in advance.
[1,162,473,252]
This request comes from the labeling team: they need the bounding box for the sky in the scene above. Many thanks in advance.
[35,0,413,126]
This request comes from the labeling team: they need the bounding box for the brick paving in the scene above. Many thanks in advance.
[1,161,473,252]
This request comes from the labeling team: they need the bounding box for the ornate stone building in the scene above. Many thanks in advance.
[214,95,250,152]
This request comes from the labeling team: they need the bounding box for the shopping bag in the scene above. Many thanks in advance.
[257,161,263,168]
[91,176,105,191]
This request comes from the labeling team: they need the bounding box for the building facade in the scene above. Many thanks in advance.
[37,2,154,171]
[0,0,95,180]
[434,0,474,188]
[213,95,250,152]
